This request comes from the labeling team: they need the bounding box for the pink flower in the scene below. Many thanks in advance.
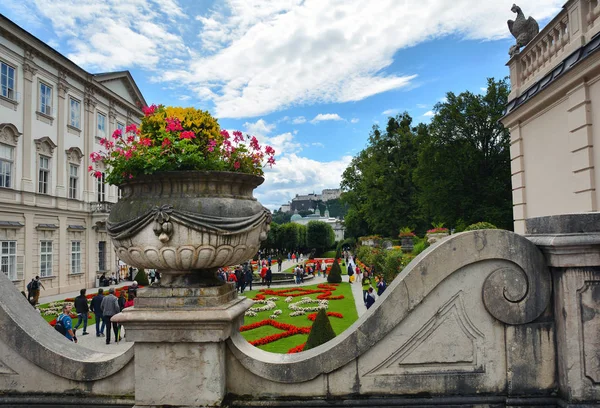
[267,156,276,167]
[207,139,217,152]
[125,124,138,133]
[220,129,230,140]
[94,171,102,179]
[233,130,244,143]
[250,136,260,151]
[87,165,93,172]
[234,161,241,170]
[162,138,171,148]
[165,117,183,133]
[142,104,157,117]
[90,152,102,163]
[99,138,107,146]
[128,174,134,179]
[139,138,152,147]
[124,150,133,160]
[179,131,196,140]
[112,129,122,139]
[265,145,275,156]
[127,135,135,143]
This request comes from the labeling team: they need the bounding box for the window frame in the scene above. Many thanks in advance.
[68,164,78,199]
[97,171,106,202]
[39,81,53,116]
[0,143,14,189]
[39,240,53,278]
[98,241,106,272]
[38,155,50,194]
[69,97,81,129]
[97,112,107,137]
[0,61,16,101]
[0,240,17,280]
[71,240,81,274]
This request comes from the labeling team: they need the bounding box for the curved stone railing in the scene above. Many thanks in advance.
[0,271,133,381]
[227,229,550,383]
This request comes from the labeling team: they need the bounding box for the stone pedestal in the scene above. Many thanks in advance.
[112,282,253,407]
[526,214,600,405]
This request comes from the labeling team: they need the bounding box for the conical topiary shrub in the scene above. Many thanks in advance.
[304,308,336,351]
[134,268,149,286]
[327,259,342,283]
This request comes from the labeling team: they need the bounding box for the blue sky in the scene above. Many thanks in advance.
[1,0,564,210]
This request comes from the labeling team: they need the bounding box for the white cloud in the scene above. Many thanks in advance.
[416,103,428,109]
[178,95,192,101]
[256,153,352,211]
[423,110,435,117]
[291,116,307,124]
[243,118,276,136]
[350,118,359,124]
[382,109,397,115]
[311,142,325,147]
[19,0,563,118]
[439,97,448,103]
[310,113,343,124]
[480,87,488,93]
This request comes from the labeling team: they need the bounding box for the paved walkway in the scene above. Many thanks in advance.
[38,256,372,351]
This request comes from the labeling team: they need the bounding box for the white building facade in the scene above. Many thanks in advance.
[0,15,146,295]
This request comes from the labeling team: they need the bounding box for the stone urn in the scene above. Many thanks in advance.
[107,171,271,290]
[426,231,450,245]
[400,236,414,253]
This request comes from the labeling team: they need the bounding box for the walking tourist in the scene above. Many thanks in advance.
[245,265,253,291]
[265,266,272,288]
[90,288,105,337]
[277,256,282,272]
[100,288,120,345]
[321,261,327,277]
[55,303,77,343]
[362,274,372,303]
[30,276,45,305]
[73,289,90,336]
[365,287,376,309]
[377,275,387,296]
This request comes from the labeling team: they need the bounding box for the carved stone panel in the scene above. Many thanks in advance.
[34,136,57,156]
[580,281,600,384]
[65,147,83,164]
[0,124,21,146]
[0,358,17,375]
[367,292,485,375]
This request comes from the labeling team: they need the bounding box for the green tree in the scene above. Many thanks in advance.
[304,309,336,351]
[271,210,291,224]
[414,78,513,230]
[341,114,423,237]
[306,221,335,255]
[327,259,342,283]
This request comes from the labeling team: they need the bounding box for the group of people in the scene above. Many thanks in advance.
[346,258,387,310]
[55,282,138,345]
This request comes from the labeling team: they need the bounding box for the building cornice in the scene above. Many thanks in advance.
[0,14,144,117]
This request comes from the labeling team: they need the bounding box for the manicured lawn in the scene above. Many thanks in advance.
[239,282,358,354]
[319,250,337,258]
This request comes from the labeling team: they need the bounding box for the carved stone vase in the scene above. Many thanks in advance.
[426,231,450,245]
[107,171,271,292]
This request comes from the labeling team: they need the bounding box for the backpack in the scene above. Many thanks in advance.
[26,281,33,291]
[54,315,67,336]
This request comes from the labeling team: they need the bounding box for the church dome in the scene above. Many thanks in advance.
[290,213,303,221]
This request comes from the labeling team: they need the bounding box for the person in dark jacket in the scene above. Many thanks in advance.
[100,288,121,344]
[73,288,89,335]
[244,265,253,291]
[90,288,105,337]
[365,287,376,309]
[265,267,272,288]
[118,291,126,311]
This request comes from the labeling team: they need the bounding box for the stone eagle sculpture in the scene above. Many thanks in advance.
[508,4,539,57]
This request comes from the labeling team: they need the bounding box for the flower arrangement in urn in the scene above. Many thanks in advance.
[88,104,275,185]
[426,222,449,245]
[89,105,275,288]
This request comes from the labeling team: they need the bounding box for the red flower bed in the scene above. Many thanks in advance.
[240,319,312,347]
[64,285,139,302]
[49,313,92,327]
[306,312,343,321]
[253,283,344,301]
[288,343,306,354]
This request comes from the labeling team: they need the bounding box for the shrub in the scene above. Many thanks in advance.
[464,222,498,231]
[412,238,429,256]
[304,309,336,351]
[134,268,149,286]
[383,249,405,283]
[327,260,343,283]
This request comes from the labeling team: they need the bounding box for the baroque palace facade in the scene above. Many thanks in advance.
[0,15,146,295]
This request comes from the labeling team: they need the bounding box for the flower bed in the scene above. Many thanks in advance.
[239,283,357,354]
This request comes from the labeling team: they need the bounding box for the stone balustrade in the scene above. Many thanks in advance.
[508,0,600,99]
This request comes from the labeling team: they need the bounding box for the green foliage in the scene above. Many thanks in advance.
[306,221,335,254]
[277,223,308,251]
[304,309,337,351]
[414,78,513,230]
[412,237,429,256]
[271,211,291,224]
[134,269,149,286]
[383,249,405,283]
[327,260,343,283]
[464,222,498,231]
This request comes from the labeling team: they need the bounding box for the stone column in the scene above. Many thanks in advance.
[55,72,69,199]
[526,213,600,404]
[21,51,37,194]
[83,89,96,203]
[112,284,252,407]
[509,124,527,234]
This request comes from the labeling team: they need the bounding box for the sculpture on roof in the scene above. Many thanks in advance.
[507,4,539,57]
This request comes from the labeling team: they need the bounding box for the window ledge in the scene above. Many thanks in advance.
[0,95,18,111]
[39,276,55,280]
[36,111,54,125]
[67,124,81,135]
